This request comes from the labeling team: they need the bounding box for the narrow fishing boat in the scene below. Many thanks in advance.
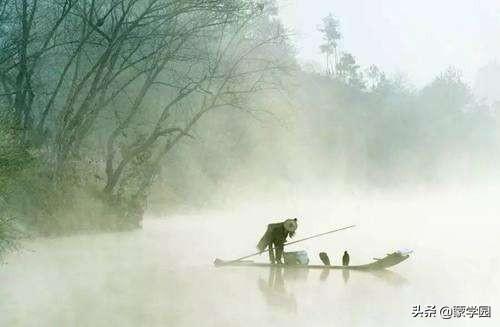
[214,225,410,271]
[214,250,411,271]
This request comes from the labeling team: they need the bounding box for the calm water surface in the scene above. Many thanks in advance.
[1,193,499,326]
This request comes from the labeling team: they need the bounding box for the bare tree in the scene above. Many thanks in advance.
[0,0,292,225]
[101,1,290,198]
[0,0,76,139]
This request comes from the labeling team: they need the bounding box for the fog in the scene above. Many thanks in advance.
[2,189,499,326]
[1,0,500,326]
[278,0,500,86]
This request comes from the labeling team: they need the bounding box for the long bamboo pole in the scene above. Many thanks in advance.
[228,224,356,263]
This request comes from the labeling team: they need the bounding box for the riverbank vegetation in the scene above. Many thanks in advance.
[0,0,293,241]
[1,1,499,256]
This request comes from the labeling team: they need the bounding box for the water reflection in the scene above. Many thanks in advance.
[283,266,309,282]
[257,266,408,312]
[318,267,406,286]
[342,269,350,283]
[319,268,330,281]
[257,267,298,313]
[371,269,409,286]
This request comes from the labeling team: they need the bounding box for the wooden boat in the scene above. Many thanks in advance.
[214,251,410,271]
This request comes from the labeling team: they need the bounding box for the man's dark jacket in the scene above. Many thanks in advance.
[257,222,292,252]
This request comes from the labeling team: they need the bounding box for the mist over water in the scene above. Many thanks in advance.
[1,188,498,326]
[1,1,499,326]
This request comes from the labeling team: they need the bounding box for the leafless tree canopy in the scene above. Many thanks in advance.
[0,0,291,222]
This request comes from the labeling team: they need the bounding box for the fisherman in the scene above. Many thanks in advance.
[257,218,298,264]
[342,250,350,266]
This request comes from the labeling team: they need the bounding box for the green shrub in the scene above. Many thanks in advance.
[0,215,17,262]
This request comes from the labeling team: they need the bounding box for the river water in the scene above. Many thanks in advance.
[1,190,499,326]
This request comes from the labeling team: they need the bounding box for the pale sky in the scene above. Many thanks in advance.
[278,0,500,86]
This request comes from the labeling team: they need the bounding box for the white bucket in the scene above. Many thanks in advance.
[283,251,309,265]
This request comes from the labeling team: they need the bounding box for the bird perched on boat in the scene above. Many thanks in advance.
[342,250,350,266]
[257,218,298,264]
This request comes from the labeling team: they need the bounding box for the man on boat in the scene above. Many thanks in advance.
[257,218,298,264]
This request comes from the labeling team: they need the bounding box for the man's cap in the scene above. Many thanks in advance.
[283,218,298,232]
